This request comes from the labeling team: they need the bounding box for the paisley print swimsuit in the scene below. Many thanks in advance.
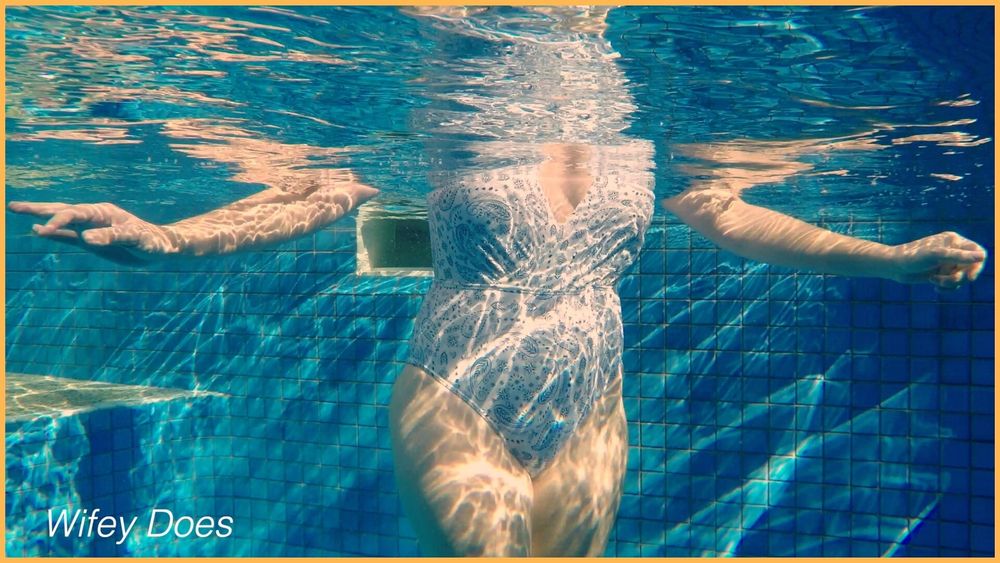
[406,144,655,477]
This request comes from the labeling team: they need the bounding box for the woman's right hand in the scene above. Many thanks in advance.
[8,201,178,264]
[890,231,988,290]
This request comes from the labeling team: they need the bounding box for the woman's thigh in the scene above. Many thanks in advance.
[529,373,630,557]
[389,364,533,556]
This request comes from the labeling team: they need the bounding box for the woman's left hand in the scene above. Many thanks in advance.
[890,231,988,289]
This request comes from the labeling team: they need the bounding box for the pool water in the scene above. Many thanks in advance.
[4,6,995,557]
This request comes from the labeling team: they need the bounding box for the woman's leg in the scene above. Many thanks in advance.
[389,364,534,556]
[529,373,630,556]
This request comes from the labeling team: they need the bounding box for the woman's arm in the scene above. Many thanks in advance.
[662,187,987,289]
[160,169,378,256]
[8,169,379,263]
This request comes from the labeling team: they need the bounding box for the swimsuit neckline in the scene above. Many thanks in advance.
[531,161,601,228]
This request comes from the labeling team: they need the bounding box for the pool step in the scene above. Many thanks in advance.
[6,372,223,427]
[5,372,228,557]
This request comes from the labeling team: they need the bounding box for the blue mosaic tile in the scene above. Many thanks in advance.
[6,216,992,557]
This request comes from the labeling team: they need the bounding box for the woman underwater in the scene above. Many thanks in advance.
[8,7,988,557]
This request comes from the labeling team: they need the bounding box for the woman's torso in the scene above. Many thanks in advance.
[405,142,655,475]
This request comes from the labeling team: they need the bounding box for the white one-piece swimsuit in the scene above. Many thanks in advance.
[406,144,655,477]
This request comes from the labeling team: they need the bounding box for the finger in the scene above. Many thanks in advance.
[32,224,79,239]
[8,201,72,216]
[931,247,988,264]
[81,227,126,246]
[955,238,985,252]
[931,268,966,289]
[967,257,986,282]
[36,210,83,235]
[931,267,964,283]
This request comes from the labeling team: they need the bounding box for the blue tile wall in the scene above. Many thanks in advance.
[5,395,228,557]
[5,214,994,556]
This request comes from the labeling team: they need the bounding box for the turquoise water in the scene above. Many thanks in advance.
[5,6,995,557]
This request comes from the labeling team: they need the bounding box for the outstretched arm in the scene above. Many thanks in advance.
[8,170,378,264]
[662,187,987,289]
[160,169,378,256]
